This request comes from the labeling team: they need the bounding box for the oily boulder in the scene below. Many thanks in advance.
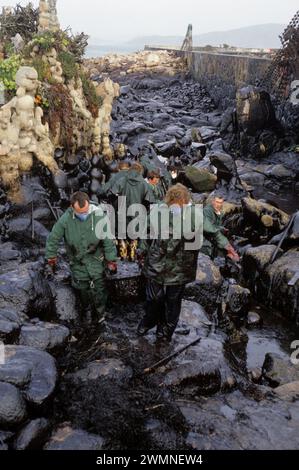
[0,308,21,343]
[162,338,231,396]
[236,86,277,136]
[262,353,299,387]
[7,218,49,245]
[53,284,80,323]
[19,322,70,352]
[185,254,222,314]
[68,359,133,384]
[178,301,212,334]
[0,345,57,407]
[0,264,33,314]
[209,151,236,182]
[259,251,299,320]
[0,242,20,262]
[184,166,217,192]
[270,211,299,245]
[0,263,54,319]
[13,418,50,450]
[44,426,104,451]
[225,284,251,317]
[242,245,278,276]
[242,198,289,232]
[0,382,27,428]
[244,250,299,322]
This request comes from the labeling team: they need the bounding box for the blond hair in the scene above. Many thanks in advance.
[165,184,191,206]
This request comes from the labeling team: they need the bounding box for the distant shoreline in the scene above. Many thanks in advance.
[85,44,141,58]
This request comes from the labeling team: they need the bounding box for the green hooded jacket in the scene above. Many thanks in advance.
[140,203,203,286]
[201,204,229,257]
[97,170,129,198]
[110,169,155,208]
[45,203,117,281]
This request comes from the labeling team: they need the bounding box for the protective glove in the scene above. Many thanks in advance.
[47,258,57,273]
[225,244,240,263]
[107,261,118,275]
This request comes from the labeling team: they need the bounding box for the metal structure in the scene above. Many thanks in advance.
[181,24,193,67]
[262,10,299,99]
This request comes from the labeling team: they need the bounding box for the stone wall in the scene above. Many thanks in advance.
[190,51,271,109]
[145,46,271,109]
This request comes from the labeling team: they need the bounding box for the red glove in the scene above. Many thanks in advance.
[47,258,57,272]
[107,261,118,275]
[225,244,240,262]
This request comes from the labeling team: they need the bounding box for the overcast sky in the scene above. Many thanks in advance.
[1,0,298,41]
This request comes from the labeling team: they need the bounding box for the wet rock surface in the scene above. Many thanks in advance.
[19,321,70,352]
[13,418,50,450]
[0,382,27,428]
[44,426,104,451]
[185,254,222,314]
[262,353,299,387]
[0,345,57,407]
[179,390,299,450]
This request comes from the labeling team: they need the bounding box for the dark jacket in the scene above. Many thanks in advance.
[201,204,229,257]
[140,203,202,286]
[110,169,155,208]
[45,203,117,281]
[97,170,129,199]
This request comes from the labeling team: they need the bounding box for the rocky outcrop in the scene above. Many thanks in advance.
[243,247,299,322]
[85,50,187,78]
[0,66,58,201]
[185,254,222,314]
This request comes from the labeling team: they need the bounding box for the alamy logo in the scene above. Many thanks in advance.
[94,200,204,251]
[0,341,4,365]
[290,81,299,105]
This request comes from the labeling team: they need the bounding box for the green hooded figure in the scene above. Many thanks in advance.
[46,192,117,321]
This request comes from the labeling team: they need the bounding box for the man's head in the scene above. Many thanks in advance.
[71,191,90,215]
[165,183,191,208]
[131,162,144,175]
[148,170,160,186]
[118,160,131,171]
[211,192,225,214]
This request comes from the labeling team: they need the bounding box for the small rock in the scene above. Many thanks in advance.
[184,166,217,192]
[185,254,222,314]
[68,359,133,383]
[0,382,27,428]
[14,418,50,450]
[262,353,299,387]
[44,426,104,450]
[19,322,70,352]
[274,381,299,401]
[247,311,262,328]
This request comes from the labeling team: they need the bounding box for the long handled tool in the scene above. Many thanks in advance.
[143,337,202,375]
[269,213,296,265]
